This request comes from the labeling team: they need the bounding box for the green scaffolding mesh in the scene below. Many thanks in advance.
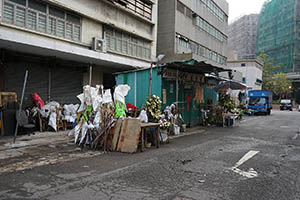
[256,0,300,73]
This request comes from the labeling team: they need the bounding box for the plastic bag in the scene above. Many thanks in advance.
[80,122,95,144]
[40,101,60,118]
[115,100,126,118]
[49,112,57,131]
[82,106,93,122]
[74,123,81,143]
[32,92,44,108]
[138,110,148,123]
[63,104,79,123]
[83,85,92,106]
[77,93,86,113]
[93,111,101,128]
[103,89,113,104]
[114,85,130,105]
[160,132,169,142]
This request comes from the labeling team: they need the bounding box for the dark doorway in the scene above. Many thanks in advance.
[103,73,116,89]
[0,64,4,91]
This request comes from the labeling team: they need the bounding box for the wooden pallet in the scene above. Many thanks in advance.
[111,118,141,153]
[0,92,17,107]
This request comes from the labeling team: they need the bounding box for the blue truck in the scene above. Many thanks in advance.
[248,90,272,115]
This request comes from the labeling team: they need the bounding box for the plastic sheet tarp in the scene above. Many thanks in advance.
[214,81,247,91]
[63,104,79,123]
[40,101,60,131]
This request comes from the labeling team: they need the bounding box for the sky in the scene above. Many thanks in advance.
[227,0,266,23]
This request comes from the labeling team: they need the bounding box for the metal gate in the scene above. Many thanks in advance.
[4,61,49,106]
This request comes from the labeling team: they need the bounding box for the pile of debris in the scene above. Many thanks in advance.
[69,85,130,151]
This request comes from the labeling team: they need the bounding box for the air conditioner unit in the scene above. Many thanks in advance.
[92,37,106,53]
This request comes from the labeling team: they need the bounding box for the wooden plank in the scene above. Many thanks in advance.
[117,118,141,153]
[156,128,160,148]
[111,118,123,151]
[117,119,128,152]
[0,111,4,136]
[141,128,145,152]
[141,122,160,128]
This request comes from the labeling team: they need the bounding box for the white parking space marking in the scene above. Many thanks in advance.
[231,150,259,179]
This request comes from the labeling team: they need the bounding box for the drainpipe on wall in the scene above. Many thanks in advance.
[176,68,179,104]
[89,66,93,86]
[48,68,51,102]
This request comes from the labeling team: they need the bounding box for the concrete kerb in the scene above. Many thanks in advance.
[169,128,206,140]
[0,127,207,151]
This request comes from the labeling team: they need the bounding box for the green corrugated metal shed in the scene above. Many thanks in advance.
[115,59,224,126]
[116,67,162,109]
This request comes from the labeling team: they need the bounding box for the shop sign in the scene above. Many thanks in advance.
[163,69,204,83]
[207,78,218,85]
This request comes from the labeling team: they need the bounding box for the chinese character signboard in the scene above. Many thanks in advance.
[162,69,204,83]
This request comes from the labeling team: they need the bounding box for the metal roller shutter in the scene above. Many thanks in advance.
[50,65,82,104]
[4,61,49,107]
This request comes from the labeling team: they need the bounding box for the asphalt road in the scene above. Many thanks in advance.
[0,110,300,200]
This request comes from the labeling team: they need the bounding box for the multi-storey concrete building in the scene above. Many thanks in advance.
[157,0,228,67]
[228,14,258,60]
[227,59,263,91]
[0,0,157,104]
[257,0,300,102]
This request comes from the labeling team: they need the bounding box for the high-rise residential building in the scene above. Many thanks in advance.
[157,0,229,67]
[228,14,258,60]
[0,0,158,105]
[257,0,300,102]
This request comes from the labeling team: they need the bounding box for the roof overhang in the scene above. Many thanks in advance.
[214,79,247,91]
[161,59,230,74]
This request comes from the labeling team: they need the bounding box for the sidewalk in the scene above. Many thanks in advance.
[0,131,69,151]
[0,127,206,174]
[0,130,103,174]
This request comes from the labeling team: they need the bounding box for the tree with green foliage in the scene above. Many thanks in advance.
[257,52,280,91]
[272,73,291,100]
[257,52,292,99]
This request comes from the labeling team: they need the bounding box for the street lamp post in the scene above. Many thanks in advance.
[148,54,165,96]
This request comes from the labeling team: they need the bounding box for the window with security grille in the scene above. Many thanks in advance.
[116,0,153,20]
[105,26,151,60]
[2,0,81,42]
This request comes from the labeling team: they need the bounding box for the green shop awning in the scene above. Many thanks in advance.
[161,59,230,74]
